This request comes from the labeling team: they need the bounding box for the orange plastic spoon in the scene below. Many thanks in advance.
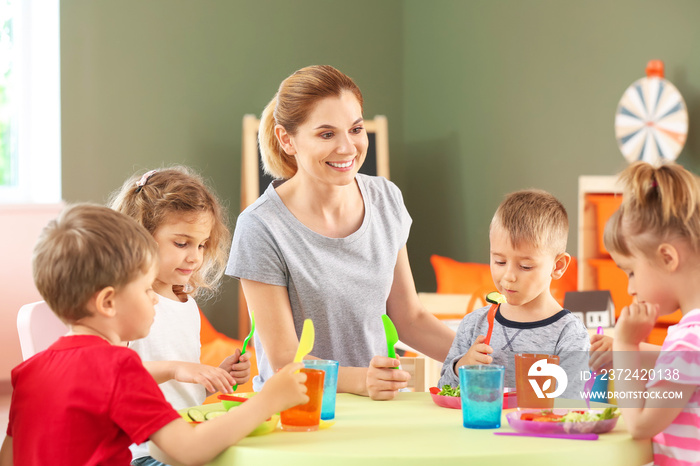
[484,292,506,345]
[484,304,498,346]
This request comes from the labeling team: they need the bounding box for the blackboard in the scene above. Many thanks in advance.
[257,132,379,195]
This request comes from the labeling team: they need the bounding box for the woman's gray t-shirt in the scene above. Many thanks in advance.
[226,174,412,391]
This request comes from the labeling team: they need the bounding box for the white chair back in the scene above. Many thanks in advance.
[17,301,69,360]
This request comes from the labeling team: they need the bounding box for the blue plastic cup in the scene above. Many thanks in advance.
[590,371,609,401]
[459,365,505,429]
[303,359,339,420]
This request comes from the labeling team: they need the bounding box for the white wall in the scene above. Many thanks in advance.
[0,204,63,381]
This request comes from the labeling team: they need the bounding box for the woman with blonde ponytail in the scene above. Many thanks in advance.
[227,65,455,400]
[258,96,297,180]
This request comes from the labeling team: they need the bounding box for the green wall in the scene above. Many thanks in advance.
[60,0,404,336]
[61,1,700,337]
[402,0,700,290]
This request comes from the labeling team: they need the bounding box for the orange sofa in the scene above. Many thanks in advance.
[430,254,578,311]
[199,309,257,402]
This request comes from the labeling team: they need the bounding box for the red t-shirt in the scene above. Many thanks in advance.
[7,335,181,465]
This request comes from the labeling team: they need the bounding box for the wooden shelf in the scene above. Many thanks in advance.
[577,176,680,344]
[577,176,623,291]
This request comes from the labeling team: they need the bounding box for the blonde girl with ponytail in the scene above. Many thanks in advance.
[603,161,700,465]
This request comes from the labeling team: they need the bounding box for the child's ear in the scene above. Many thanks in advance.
[86,286,117,318]
[656,243,679,272]
[274,124,296,156]
[551,252,571,280]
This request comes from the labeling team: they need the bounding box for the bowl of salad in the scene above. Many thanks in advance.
[429,385,462,409]
[430,385,517,409]
[218,391,256,410]
[181,404,280,436]
[506,407,620,435]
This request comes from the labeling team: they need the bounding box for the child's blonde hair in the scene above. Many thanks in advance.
[604,161,700,257]
[109,166,231,299]
[259,65,364,179]
[33,204,159,324]
[490,189,569,254]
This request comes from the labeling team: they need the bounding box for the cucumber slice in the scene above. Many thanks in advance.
[204,411,227,420]
[485,291,506,304]
[187,408,206,423]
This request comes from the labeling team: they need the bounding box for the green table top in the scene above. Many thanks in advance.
[151,392,653,466]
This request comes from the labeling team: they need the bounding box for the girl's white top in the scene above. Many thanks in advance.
[129,293,203,460]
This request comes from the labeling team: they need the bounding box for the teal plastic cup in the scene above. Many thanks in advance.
[303,359,339,420]
[459,365,505,429]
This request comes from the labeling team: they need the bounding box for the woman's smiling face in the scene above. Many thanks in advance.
[282,91,368,187]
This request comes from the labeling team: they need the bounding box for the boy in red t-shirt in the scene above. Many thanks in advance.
[0,204,308,466]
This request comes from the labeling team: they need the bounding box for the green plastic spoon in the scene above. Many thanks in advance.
[381,314,399,368]
[293,319,315,363]
[233,310,255,391]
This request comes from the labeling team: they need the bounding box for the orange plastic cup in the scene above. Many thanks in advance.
[514,353,560,409]
[280,368,324,432]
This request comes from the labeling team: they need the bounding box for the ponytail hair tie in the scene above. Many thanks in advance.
[651,179,658,188]
[135,170,157,193]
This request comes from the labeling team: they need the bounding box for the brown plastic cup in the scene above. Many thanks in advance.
[514,353,560,409]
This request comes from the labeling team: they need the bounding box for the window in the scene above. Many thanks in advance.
[0,1,16,189]
[0,0,60,204]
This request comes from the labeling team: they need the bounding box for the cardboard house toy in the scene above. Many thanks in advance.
[563,290,615,329]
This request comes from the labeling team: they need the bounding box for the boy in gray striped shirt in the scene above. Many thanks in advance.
[439,190,589,398]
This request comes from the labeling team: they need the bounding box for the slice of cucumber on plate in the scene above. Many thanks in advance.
[204,411,227,420]
[187,408,205,423]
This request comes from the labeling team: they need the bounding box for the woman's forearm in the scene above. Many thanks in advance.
[399,312,455,362]
[386,247,456,362]
[337,366,369,396]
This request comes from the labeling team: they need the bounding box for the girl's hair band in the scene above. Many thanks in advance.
[135,170,158,193]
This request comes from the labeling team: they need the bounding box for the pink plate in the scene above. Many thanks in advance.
[506,409,619,435]
[503,390,517,409]
[429,387,517,410]
[429,387,461,409]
